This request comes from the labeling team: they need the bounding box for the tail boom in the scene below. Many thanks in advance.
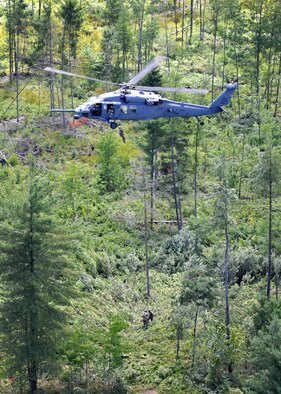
[209,83,237,112]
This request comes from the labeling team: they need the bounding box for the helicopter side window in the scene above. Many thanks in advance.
[130,106,137,113]
[90,104,101,116]
[107,104,115,115]
[120,105,128,114]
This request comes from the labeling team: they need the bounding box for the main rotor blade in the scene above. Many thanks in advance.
[44,67,118,86]
[127,56,167,85]
[50,109,75,112]
[134,86,209,94]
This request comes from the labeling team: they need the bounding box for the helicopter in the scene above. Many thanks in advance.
[45,56,237,129]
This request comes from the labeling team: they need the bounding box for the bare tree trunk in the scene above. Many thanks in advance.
[181,0,185,47]
[238,130,245,199]
[274,52,281,117]
[191,309,198,368]
[48,8,56,131]
[61,22,67,131]
[38,0,42,18]
[264,49,274,109]
[267,141,273,299]
[194,121,200,217]
[256,0,263,148]
[275,273,279,301]
[27,188,38,394]
[137,0,146,72]
[224,223,232,375]
[175,147,183,229]
[172,139,181,232]
[15,30,19,122]
[221,19,227,91]
[211,10,219,100]
[178,184,183,230]
[189,0,194,41]
[7,0,14,84]
[164,0,170,70]
[173,0,178,37]
[203,134,208,173]
[150,128,155,228]
[255,0,263,94]
[199,0,205,41]
[143,164,150,298]
[176,324,182,361]
[234,47,241,120]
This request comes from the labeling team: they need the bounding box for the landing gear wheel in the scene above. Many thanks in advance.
[110,121,118,129]
[199,120,204,126]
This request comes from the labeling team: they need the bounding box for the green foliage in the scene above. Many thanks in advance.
[140,66,162,87]
[1,0,281,392]
[101,315,130,369]
[180,259,217,309]
[62,315,129,393]
[60,0,84,59]
[28,4,52,65]
[96,131,128,193]
[0,164,78,390]
[213,183,238,231]
[63,329,98,369]
[247,315,281,393]
[252,296,281,333]
[95,251,115,278]
[55,162,99,220]
[249,144,281,197]
[228,246,264,285]
[153,226,199,273]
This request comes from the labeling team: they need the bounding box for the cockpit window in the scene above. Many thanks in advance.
[90,103,101,116]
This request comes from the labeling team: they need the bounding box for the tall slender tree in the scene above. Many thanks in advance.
[250,129,281,298]
[0,165,77,393]
[213,158,238,377]
[59,0,83,129]
[209,0,221,99]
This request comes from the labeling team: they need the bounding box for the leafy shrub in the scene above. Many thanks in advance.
[228,246,264,285]
[118,252,143,274]
[153,226,199,274]
[8,154,19,166]
[157,366,171,380]
[95,252,115,278]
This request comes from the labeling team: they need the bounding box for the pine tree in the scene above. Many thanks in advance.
[59,0,83,129]
[0,165,77,393]
[213,156,238,377]
[96,131,126,193]
[250,128,281,298]
[180,258,217,367]
[247,315,281,393]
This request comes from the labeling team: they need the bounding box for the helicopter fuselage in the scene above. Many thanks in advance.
[52,83,237,128]
[46,57,237,128]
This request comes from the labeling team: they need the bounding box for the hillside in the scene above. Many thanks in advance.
[0,0,281,393]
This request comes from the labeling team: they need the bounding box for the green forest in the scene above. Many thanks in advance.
[0,0,281,393]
